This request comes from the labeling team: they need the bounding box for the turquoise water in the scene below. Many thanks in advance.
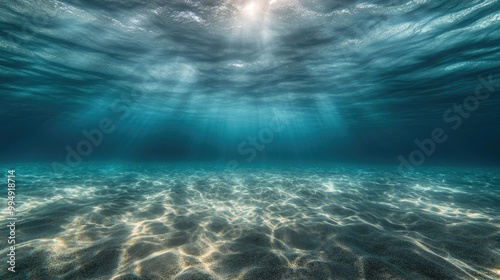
[1,0,499,164]
[1,0,500,279]
[0,164,499,279]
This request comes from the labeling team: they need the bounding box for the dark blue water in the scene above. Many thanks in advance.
[1,0,499,279]
[1,0,499,166]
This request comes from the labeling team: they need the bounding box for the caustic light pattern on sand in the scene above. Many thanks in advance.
[0,164,498,279]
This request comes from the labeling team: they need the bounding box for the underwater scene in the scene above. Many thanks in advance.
[1,0,499,279]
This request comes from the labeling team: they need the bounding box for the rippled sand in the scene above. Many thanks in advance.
[1,164,499,279]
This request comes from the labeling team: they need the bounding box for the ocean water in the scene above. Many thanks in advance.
[0,164,499,279]
[1,0,500,279]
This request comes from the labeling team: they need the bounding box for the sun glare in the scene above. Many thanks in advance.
[243,2,258,18]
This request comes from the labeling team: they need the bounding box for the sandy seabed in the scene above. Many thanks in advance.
[1,164,499,280]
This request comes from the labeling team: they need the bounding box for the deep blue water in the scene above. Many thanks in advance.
[1,0,500,279]
[1,0,499,166]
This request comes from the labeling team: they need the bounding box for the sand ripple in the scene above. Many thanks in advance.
[0,164,498,279]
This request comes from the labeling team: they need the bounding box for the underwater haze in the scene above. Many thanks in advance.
[1,0,500,163]
[0,0,499,279]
